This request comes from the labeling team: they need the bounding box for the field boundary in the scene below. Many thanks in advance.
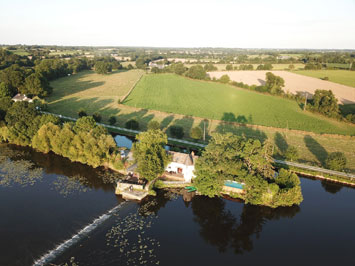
[120,72,144,103]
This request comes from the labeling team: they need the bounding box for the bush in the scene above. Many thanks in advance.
[169,125,184,139]
[322,76,329,81]
[93,112,102,122]
[284,146,298,161]
[125,119,139,130]
[108,116,116,125]
[147,120,160,130]
[190,126,203,140]
[78,108,87,118]
[325,152,347,171]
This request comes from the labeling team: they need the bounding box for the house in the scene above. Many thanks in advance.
[165,151,198,182]
[12,94,33,103]
[148,60,167,70]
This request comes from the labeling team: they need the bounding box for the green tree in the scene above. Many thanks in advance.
[311,89,339,118]
[94,61,112,74]
[23,73,52,97]
[288,64,295,70]
[325,152,347,171]
[0,96,12,120]
[204,63,217,71]
[185,65,206,80]
[0,82,16,97]
[169,125,184,139]
[284,146,298,161]
[93,112,102,122]
[265,72,285,94]
[219,74,230,84]
[78,108,87,117]
[226,64,233,71]
[132,130,170,181]
[190,126,203,140]
[147,120,160,130]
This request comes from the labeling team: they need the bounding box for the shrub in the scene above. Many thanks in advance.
[147,120,160,130]
[108,116,116,125]
[93,112,102,122]
[322,76,329,81]
[325,152,347,171]
[284,146,298,161]
[78,108,87,118]
[125,119,139,130]
[169,125,184,139]
[190,126,203,140]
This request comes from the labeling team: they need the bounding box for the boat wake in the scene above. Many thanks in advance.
[32,203,126,266]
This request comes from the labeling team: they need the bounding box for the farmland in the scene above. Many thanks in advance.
[294,70,355,88]
[124,74,354,135]
[185,63,305,71]
[48,69,144,117]
[47,71,355,171]
[208,70,355,104]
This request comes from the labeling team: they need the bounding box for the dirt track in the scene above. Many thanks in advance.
[208,71,355,104]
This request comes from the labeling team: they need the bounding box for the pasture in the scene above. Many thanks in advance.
[294,70,355,88]
[48,69,144,117]
[124,73,354,135]
[208,70,355,104]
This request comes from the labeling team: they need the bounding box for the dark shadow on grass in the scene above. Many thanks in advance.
[215,121,267,144]
[170,116,194,138]
[116,109,155,129]
[304,135,328,166]
[221,112,253,125]
[160,115,175,130]
[274,132,288,154]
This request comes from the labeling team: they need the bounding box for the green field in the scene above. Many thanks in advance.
[294,70,355,88]
[125,74,354,135]
[48,69,144,117]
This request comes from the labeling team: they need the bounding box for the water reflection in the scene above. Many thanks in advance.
[191,196,300,254]
[321,180,343,194]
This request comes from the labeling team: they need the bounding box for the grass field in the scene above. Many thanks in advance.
[125,74,354,135]
[47,71,355,172]
[48,69,144,117]
[294,70,355,88]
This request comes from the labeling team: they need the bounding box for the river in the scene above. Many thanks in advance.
[1,143,355,266]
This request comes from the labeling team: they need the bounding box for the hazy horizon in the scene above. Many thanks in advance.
[1,0,355,49]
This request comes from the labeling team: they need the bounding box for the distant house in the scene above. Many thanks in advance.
[165,151,198,182]
[12,94,33,103]
[149,61,167,70]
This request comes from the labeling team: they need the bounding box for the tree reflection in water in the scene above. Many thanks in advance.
[191,196,300,254]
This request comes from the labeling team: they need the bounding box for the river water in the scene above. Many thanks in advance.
[1,143,355,266]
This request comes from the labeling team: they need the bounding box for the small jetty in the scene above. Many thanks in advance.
[115,175,148,201]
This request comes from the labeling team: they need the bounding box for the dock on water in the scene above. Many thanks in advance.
[115,176,148,201]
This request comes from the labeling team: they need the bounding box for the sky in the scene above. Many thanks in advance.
[1,0,355,49]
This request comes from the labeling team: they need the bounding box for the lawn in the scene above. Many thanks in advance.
[48,69,144,117]
[124,74,354,135]
[294,70,355,88]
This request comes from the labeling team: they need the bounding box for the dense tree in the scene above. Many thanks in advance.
[204,63,217,71]
[256,64,273,70]
[185,65,206,80]
[132,130,170,181]
[226,64,233,71]
[325,152,347,171]
[23,73,52,97]
[239,64,254,70]
[169,125,184,139]
[0,82,16,97]
[265,72,285,94]
[310,89,339,118]
[94,61,112,74]
[0,65,27,91]
[0,97,12,120]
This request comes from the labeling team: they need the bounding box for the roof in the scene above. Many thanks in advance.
[169,151,198,166]
[12,94,33,102]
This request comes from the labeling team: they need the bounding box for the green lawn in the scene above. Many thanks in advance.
[294,70,355,88]
[124,74,355,135]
